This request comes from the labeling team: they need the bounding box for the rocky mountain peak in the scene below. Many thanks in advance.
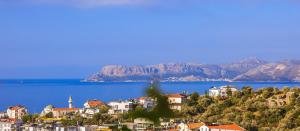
[236,57,266,65]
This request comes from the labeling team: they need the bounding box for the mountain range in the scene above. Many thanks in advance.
[84,57,300,82]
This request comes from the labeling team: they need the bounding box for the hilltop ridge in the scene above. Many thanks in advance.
[85,58,300,82]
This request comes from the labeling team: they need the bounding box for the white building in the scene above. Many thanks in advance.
[136,97,154,109]
[80,100,106,118]
[41,96,79,118]
[209,87,221,97]
[133,118,154,131]
[41,105,54,116]
[6,105,28,119]
[0,112,7,118]
[0,118,23,131]
[220,86,238,97]
[108,101,133,114]
[166,94,187,111]
[209,86,238,97]
[199,123,245,131]
[177,122,204,131]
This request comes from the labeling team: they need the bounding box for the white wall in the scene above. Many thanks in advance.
[108,101,133,114]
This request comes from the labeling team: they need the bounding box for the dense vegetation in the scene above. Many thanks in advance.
[181,86,300,130]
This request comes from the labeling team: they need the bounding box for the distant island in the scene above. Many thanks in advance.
[84,57,300,82]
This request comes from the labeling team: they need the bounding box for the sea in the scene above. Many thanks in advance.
[0,79,300,113]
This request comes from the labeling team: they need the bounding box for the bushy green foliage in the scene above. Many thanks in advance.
[181,86,300,130]
[22,114,39,123]
[61,112,115,126]
[45,112,53,118]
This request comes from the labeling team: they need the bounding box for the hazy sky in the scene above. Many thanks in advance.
[0,0,300,78]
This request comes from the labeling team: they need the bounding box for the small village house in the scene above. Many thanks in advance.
[209,86,238,97]
[136,97,154,109]
[80,99,106,118]
[108,100,133,114]
[83,99,105,108]
[0,112,7,118]
[6,105,28,119]
[166,94,187,111]
[133,118,154,131]
[177,122,205,131]
[0,118,23,131]
[199,123,245,131]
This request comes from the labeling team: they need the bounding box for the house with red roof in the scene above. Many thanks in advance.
[0,118,23,130]
[6,105,27,119]
[166,94,187,111]
[136,97,155,109]
[41,96,80,118]
[83,100,105,108]
[199,123,245,131]
[80,99,107,118]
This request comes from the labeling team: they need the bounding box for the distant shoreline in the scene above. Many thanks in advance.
[80,80,300,84]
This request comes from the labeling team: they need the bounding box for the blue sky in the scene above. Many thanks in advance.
[0,0,300,78]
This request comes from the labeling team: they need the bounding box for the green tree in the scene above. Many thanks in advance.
[188,92,200,106]
[22,114,32,123]
[241,86,253,96]
[130,81,174,125]
[99,105,109,113]
[22,114,39,123]
[226,88,233,97]
[45,112,53,118]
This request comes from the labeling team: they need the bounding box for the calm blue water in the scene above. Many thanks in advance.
[0,79,300,113]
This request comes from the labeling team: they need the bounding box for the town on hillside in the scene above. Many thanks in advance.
[1,85,300,131]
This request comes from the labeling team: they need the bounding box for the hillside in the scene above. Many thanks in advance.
[181,87,300,130]
[85,58,300,82]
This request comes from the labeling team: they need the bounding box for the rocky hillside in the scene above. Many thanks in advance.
[85,58,300,82]
[233,60,300,82]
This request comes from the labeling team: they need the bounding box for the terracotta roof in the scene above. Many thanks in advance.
[87,100,105,107]
[52,108,79,111]
[166,94,186,98]
[138,97,147,100]
[0,118,17,123]
[188,122,205,129]
[207,123,244,130]
[8,105,25,110]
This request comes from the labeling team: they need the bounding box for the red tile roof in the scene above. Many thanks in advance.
[8,105,25,111]
[207,123,245,130]
[138,97,147,100]
[52,108,79,111]
[87,100,105,107]
[0,118,17,123]
[188,122,205,129]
